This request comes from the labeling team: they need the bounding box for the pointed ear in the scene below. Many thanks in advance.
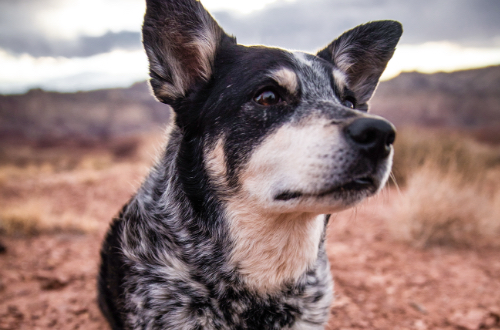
[317,20,402,105]
[142,0,235,104]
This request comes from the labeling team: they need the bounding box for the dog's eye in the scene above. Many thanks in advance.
[342,96,356,109]
[254,90,282,106]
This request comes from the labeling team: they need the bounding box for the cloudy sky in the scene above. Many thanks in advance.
[1,0,499,94]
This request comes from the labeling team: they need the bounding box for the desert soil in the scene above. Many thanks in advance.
[0,151,499,330]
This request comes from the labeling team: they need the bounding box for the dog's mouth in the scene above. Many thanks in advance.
[274,177,376,201]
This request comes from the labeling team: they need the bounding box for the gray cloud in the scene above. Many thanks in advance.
[0,31,142,57]
[0,0,499,58]
[213,0,500,51]
[0,0,142,57]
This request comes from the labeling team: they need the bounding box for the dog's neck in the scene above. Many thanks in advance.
[225,201,326,293]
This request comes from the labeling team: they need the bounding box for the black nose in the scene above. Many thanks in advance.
[344,117,396,160]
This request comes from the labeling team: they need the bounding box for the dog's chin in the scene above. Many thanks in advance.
[275,176,379,200]
[273,176,381,212]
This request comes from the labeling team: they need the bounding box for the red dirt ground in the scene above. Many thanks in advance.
[1,162,499,330]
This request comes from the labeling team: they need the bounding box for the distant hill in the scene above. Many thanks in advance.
[370,65,500,128]
[1,66,499,141]
[0,82,170,141]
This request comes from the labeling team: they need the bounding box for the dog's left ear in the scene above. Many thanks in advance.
[317,20,402,106]
[142,0,235,104]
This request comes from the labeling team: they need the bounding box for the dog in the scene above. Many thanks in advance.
[98,0,402,329]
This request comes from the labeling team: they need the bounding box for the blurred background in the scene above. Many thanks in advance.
[1,1,500,329]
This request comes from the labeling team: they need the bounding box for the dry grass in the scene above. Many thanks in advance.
[0,133,158,237]
[0,200,98,235]
[384,127,500,248]
[385,165,500,248]
[391,127,500,187]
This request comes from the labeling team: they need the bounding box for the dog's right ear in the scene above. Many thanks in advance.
[143,0,234,104]
[317,21,402,107]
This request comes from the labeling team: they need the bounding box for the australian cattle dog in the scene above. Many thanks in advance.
[98,0,402,328]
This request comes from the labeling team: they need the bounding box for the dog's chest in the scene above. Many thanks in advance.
[123,253,333,330]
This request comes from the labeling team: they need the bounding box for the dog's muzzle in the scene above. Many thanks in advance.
[273,116,396,202]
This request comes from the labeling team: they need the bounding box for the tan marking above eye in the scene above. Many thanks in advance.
[332,69,347,92]
[268,68,298,95]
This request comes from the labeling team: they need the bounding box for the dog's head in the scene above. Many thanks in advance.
[143,0,402,216]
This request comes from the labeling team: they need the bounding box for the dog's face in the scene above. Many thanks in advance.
[143,0,402,216]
